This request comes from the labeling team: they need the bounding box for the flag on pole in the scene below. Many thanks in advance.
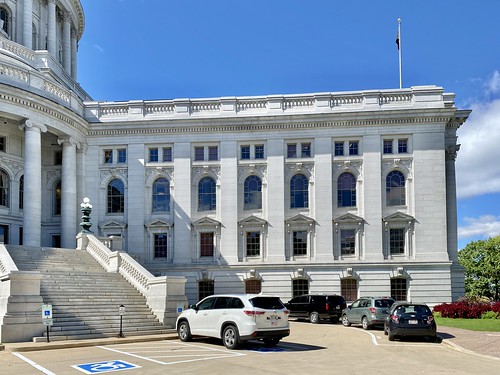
[396,30,400,50]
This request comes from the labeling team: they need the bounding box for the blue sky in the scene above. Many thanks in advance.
[77,0,500,250]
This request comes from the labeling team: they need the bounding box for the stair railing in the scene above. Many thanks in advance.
[78,233,187,325]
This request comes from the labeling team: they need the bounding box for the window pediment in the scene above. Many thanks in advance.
[383,211,415,223]
[285,214,315,226]
[238,215,268,227]
[99,220,127,229]
[333,213,364,224]
[145,219,173,228]
[192,216,221,228]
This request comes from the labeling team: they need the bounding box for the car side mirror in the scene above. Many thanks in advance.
[189,304,198,311]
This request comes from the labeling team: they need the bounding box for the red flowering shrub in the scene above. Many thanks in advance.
[433,300,491,319]
[491,301,500,314]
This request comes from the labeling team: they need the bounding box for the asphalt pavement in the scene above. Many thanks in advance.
[0,326,499,361]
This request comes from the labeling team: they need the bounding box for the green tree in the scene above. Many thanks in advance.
[459,236,500,301]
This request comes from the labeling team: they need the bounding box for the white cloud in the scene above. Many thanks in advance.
[456,97,500,198]
[485,70,500,95]
[458,215,500,240]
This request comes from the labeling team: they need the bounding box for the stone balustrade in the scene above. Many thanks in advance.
[84,86,454,123]
[79,234,186,324]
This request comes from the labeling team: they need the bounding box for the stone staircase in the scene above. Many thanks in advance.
[6,246,174,342]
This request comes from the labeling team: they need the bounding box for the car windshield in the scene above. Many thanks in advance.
[250,297,285,310]
[396,305,431,315]
[375,299,395,308]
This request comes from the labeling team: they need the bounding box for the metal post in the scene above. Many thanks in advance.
[118,304,125,338]
[46,325,50,343]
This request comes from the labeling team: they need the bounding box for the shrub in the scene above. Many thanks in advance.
[481,311,500,319]
[433,300,491,319]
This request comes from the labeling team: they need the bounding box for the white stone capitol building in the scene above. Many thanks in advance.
[0,1,470,305]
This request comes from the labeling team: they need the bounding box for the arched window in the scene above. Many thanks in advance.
[19,175,24,210]
[0,169,9,207]
[290,174,308,209]
[198,177,216,211]
[0,7,10,35]
[337,172,356,207]
[152,177,170,212]
[54,180,61,215]
[107,179,125,213]
[386,171,406,206]
[244,175,262,210]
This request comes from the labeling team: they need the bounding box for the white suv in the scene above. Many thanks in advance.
[176,294,290,349]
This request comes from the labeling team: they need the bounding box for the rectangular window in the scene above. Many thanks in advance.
[54,150,63,165]
[246,231,260,257]
[391,278,407,301]
[117,149,127,163]
[208,146,218,161]
[287,143,297,158]
[383,140,393,154]
[194,147,204,161]
[200,232,214,257]
[398,139,408,154]
[349,141,359,156]
[334,142,344,156]
[301,143,311,158]
[149,148,159,162]
[292,279,309,298]
[154,233,168,258]
[293,230,308,256]
[389,228,405,255]
[340,229,355,255]
[104,149,113,164]
[341,279,357,302]
[198,280,214,300]
[241,145,250,160]
[0,136,6,152]
[162,147,172,162]
[255,145,264,159]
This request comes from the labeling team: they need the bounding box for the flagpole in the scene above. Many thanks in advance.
[398,18,402,89]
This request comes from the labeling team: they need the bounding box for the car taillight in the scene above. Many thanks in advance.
[369,307,376,314]
[427,315,434,324]
[325,303,330,311]
[243,310,265,316]
[391,314,399,324]
[284,309,290,315]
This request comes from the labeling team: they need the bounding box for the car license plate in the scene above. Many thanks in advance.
[269,315,278,325]
[409,319,418,324]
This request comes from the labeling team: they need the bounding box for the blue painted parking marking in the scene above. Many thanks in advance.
[72,360,140,374]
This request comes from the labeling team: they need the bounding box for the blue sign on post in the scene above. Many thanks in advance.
[72,360,140,374]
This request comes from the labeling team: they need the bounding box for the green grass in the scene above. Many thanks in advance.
[435,317,500,332]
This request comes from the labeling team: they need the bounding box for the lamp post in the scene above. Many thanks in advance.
[80,197,93,233]
[118,304,125,338]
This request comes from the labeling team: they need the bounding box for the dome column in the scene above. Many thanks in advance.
[47,0,57,57]
[71,29,78,79]
[23,0,33,49]
[19,120,47,247]
[62,11,71,73]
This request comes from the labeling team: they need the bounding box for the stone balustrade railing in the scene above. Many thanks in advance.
[84,85,454,123]
[0,244,19,276]
[79,233,186,324]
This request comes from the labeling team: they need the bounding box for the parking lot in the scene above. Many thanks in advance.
[1,321,499,375]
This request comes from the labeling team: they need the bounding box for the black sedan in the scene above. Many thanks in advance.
[384,302,437,342]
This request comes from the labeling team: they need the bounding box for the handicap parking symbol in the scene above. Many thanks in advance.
[72,360,140,374]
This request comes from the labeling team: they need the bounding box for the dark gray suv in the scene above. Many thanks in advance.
[341,297,395,329]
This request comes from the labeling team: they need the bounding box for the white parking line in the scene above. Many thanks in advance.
[12,352,56,375]
[98,341,245,366]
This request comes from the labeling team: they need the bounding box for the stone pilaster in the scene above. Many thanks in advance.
[19,120,47,247]
[59,136,78,248]
[71,29,78,79]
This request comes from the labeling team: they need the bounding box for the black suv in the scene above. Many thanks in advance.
[285,294,347,323]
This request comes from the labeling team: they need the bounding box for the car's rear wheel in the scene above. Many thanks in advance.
[361,316,370,330]
[177,321,192,342]
[384,324,388,335]
[309,311,320,324]
[388,331,396,341]
[263,337,280,347]
[341,315,351,327]
[222,325,240,349]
